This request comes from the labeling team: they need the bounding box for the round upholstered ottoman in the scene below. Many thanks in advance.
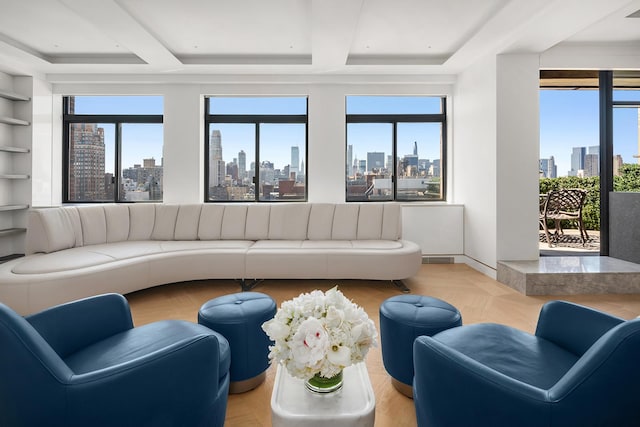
[198,292,276,394]
[380,295,462,398]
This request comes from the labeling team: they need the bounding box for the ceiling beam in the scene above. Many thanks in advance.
[444,0,635,72]
[311,0,363,68]
[59,0,181,69]
[502,0,637,53]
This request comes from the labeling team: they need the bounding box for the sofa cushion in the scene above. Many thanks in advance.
[78,206,107,246]
[221,205,248,240]
[175,204,202,240]
[300,240,352,249]
[83,241,164,260]
[25,209,77,254]
[332,204,359,240]
[198,204,225,240]
[351,240,403,250]
[151,205,179,240]
[269,204,311,240]
[245,205,270,240]
[104,205,130,243]
[62,207,84,247]
[128,204,156,240]
[357,204,384,240]
[11,248,116,274]
[159,241,253,251]
[249,240,304,249]
[307,204,335,240]
[382,203,402,240]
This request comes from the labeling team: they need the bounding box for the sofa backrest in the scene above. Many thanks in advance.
[26,203,403,254]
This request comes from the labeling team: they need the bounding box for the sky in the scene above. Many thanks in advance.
[72,92,640,178]
[540,90,639,176]
[72,96,163,174]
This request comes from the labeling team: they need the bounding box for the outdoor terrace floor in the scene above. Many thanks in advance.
[498,229,640,295]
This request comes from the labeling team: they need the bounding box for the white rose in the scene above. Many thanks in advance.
[327,344,351,368]
[290,317,329,366]
[325,306,344,328]
[262,318,290,341]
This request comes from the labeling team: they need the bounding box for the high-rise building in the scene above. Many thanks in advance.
[291,146,300,178]
[367,152,385,172]
[569,146,599,177]
[209,130,225,187]
[614,154,624,176]
[69,123,106,201]
[238,150,246,182]
[358,159,366,174]
[347,145,353,176]
[539,156,557,178]
[584,153,599,177]
[569,146,585,176]
[430,159,441,177]
[121,158,163,201]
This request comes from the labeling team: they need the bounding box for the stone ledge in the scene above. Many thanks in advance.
[497,256,640,295]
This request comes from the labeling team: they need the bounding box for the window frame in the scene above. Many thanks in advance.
[345,97,447,202]
[62,96,164,203]
[204,96,309,202]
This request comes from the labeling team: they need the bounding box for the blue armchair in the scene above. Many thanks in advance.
[0,293,230,427]
[413,300,640,427]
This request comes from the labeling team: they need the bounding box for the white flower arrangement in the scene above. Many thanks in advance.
[262,287,378,380]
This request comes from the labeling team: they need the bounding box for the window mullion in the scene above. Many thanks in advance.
[115,122,122,202]
[255,122,260,202]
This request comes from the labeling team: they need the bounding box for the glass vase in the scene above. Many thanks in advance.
[305,370,343,393]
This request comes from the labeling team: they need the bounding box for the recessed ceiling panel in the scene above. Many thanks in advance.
[349,0,505,58]
[0,0,130,55]
[118,0,311,56]
[564,7,640,43]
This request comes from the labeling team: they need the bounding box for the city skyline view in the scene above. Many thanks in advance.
[540,89,640,177]
[67,91,639,202]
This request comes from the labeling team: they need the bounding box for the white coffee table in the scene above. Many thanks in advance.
[271,362,376,427]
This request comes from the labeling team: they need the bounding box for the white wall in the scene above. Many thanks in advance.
[452,53,542,274]
[453,55,498,271]
[29,77,54,207]
[163,86,204,203]
[495,54,540,262]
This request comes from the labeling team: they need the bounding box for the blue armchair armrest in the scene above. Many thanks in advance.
[26,293,134,359]
[535,300,624,356]
[63,322,226,426]
[413,335,549,427]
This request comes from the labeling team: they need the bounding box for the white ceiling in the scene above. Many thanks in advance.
[0,0,638,77]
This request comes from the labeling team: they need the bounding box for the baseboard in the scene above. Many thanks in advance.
[421,256,454,264]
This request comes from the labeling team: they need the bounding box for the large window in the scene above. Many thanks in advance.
[612,80,640,192]
[63,96,164,202]
[205,97,308,202]
[345,96,447,201]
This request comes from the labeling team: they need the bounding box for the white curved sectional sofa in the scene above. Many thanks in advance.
[0,203,421,315]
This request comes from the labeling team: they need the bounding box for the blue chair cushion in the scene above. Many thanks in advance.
[433,323,579,389]
[65,320,230,383]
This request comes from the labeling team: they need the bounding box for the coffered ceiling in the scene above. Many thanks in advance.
[0,0,638,77]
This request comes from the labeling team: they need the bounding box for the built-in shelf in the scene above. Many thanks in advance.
[0,174,30,179]
[0,82,30,258]
[0,89,29,102]
[0,146,30,153]
[0,228,26,237]
[0,204,29,212]
[0,116,29,126]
